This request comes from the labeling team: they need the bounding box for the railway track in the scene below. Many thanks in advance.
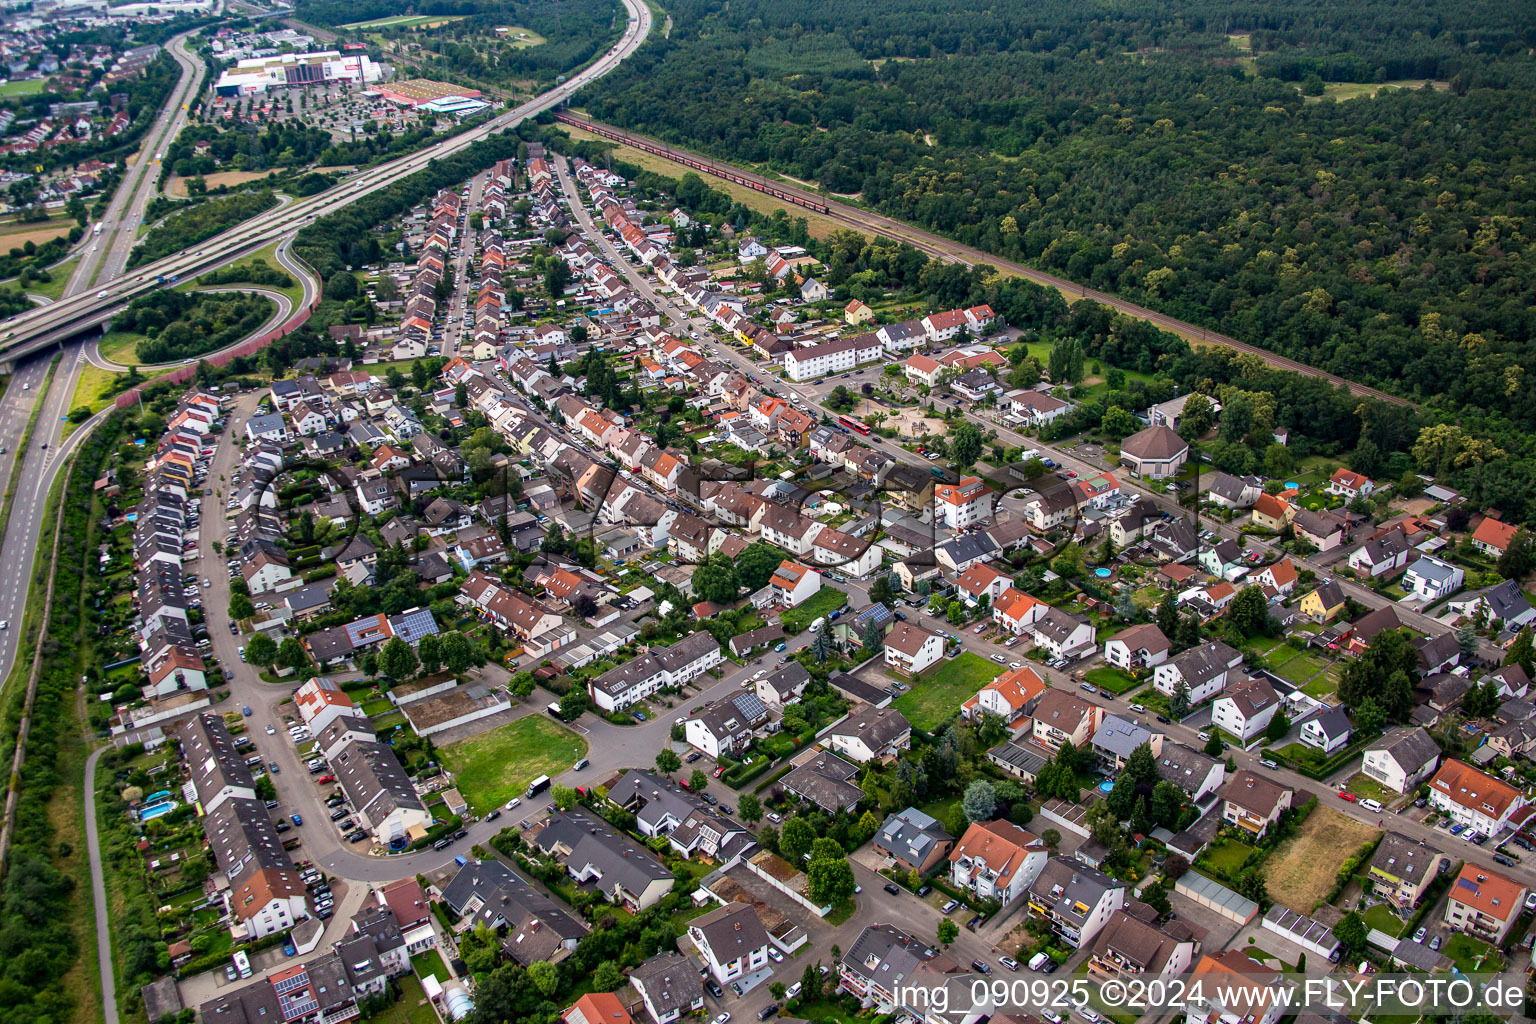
[555,112,1411,408]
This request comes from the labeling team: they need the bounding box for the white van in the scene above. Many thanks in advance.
[1360,798,1383,813]
[1028,952,1052,972]
[808,617,825,633]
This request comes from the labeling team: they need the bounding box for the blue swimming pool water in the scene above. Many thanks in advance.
[146,790,170,803]
[1284,481,1300,489]
[140,801,177,821]
[1098,781,1115,793]
[1095,568,1112,578]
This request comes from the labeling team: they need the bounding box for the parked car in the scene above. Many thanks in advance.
[291,814,302,826]
[883,882,901,896]
[941,899,960,914]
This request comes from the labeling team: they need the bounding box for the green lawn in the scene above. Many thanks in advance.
[1344,772,1390,803]
[97,328,148,366]
[1199,838,1256,879]
[411,948,451,981]
[0,78,44,96]
[372,974,439,1024]
[1084,667,1141,694]
[1443,932,1502,973]
[893,651,1001,731]
[1362,903,1404,937]
[439,715,588,814]
[779,586,847,634]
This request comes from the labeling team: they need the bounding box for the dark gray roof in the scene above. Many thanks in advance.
[439,858,585,963]
[630,952,704,1018]
[875,808,952,869]
[780,751,864,812]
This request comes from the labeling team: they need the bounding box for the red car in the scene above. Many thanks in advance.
[713,766,726,778]
[1066,470,1077,478]
[1338,791,1357,802]
[316,774,335,784]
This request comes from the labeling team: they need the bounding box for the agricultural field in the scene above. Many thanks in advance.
[439,715,588,814]
[1267,806,1380,910]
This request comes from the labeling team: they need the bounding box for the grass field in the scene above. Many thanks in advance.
[0,77,45,97]
[371,974,437,1024]
[1314,79,1449,102]
[1443,932,1503,973]
[1084,666,1141,694]
[1267,806,1379,910]
[778,587,846,634]
[1362,902,1404,937]
[893,651,1000,731]
[96,329,148,367]
[0,220,72,250]
[439,715,587,814]
[560,121,852,240]
[24,255,78,301]
[218,240,307,309]
[340,13,466,28]
[170,170,283,196]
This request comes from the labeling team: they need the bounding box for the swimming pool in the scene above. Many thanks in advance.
[1094,568,1112,578]
[1284,481,1300,489]
[1098,781,1115,793]
[140,801,177,822]
[146,790,170,803]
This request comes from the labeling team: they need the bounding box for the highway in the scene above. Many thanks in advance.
[65,31,207,298]
[0,0,653,368]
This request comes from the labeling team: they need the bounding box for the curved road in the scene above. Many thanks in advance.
[86,284,296,372]
[556,113,1412,409]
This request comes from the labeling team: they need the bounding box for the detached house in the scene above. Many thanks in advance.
[1153,640,1243,706]
[1210,676,1281,743]
[1445,864,1528,944]
[949,820,1047,905]
[884,622,945,677]
[825,705,911,764]
[1026,857,1125,949]
[1403,555,1464,603]
[1030,688,1104,751]
[688,903,772,986]
[1368,832,1448,911]
[874,808,955,876]
[1220,770,1294,840]
[1087,910,1201,981]
[961,666,1047,733]
[1328,468,1375,500]
[1103,623,1171,672]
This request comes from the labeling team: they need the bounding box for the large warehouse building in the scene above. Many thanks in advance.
[215,51,383,96]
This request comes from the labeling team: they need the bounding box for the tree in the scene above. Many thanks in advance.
[951,421,983,468]
[1229,586,1271,638]
[937,919,959,946]
[228,592,255,621]
[378,636,419,680]
[1265,707,1291,743]
[1456,621,1481,660]
[592,961,623,992]
[559,688,590,720]
[962,779,997,822]
[861,619,886,653]
[550,785,578,810]
[806,854,856,905]
[1463,679,1502,719]
[781,817,817,863]
[689,769,709,793]
[734,542,785,592]
[1497,529,1535,581]
[1339,629,1419,722]
[1177,393,1215,442]
[1141,881,1171,918]
[276,636,309,674]
[1232,865,1269,904]
[440,631,475,673]
[417,633,442,675]
[769,982,786,1002]
[801,962,823,1003]
[1156,592,1180,641]
[691,554,738,604]
[1041,828,1062,851]
[1169,680,1191,719]
[810,626,832,663]
[1101,405,1138,439]
[1335,911,1367,959]
[655,748,682,773]
[1124,743,1159,786]
[1352,696,1386,736]
[738,793,762,822]
[946,600,967,625]
[325,270,359,301]
[245,632,278,668]
[1507,628,1536,675]
[1204,733,1224,756]
[526,961,559,997]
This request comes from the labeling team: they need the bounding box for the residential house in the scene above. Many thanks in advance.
[1403,555,1464,603]
[1029,608,1096,661]
[825,705,912,764]
[1153,640,1243,705]
[1104,623,1171,671]
[1250,493,1294,531]
[961,666,1047,733]
[1444,864,1528,944]
[1427,759,1528,836]
[688,903,772,986]
[1446,580,1536,631]
[1030,688,1104,752]
[1207,473,1263,510]
[1220,770,1294,840]
[438,858,586,966]
[874,808,955,876]
[1086,910,1201,981]
[779,751,865,813]
[1210,676,1281,743]
[932,476,993,529]
[1156,743,1227,802]
[955,562,1013,607]
[992,588,1049,636]
[1299,705,1352,754]
[1328,468,1375,500]
[1299,581,1347,623]
[1292,509,1350,552]
[530,809,675,912]
[1183,951,1288,1024]
[1368,832,1447,911]
[1471,516,1520,560]
[949,820,1047,905]
[768,560,822,609]
[1092,715,1164,772]
[683,692,770,760]
[629,953,705,1024]
[1348,530,1412,579]
[884,622,945,677]
[1026,857,1125,948]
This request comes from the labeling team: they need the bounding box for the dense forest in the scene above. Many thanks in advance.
[579,0,1536,415]
[113,290,275,363]
[575,0,1536,518]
